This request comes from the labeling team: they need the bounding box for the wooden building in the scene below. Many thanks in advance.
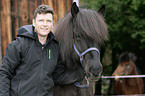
[0,0,73,57]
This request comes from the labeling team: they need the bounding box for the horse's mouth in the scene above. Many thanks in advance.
[112,74,120,81]
[89,76,101,82]
[87,72,102,82]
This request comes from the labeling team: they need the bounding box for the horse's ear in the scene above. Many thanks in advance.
[71,2,79,18]
[98,5,106,17]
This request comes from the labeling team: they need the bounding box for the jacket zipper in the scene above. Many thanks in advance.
[49,49,51,59]
[38,47,44,96]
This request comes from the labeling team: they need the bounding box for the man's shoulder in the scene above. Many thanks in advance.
[17,25,35,39]
[14,36,34,48]
[15,36,29,42]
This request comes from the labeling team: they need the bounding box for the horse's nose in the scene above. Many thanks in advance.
[89,65,103,76]
[112,73,120,81]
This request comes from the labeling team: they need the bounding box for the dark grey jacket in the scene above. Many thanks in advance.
[0,25,70,96]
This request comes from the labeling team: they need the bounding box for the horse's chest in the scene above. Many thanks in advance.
[116,79,140,94]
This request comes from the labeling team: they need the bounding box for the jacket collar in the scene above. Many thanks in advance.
[33,31,56,46]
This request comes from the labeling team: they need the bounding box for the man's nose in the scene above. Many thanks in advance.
[43,21,47,26]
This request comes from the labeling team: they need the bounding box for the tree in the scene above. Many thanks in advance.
[80,0,145,95]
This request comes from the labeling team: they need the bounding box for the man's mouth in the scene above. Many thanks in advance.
[41,28,48,30]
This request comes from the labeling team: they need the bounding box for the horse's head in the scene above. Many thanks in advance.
[70,2,108,81]
[112,52,136,80]
[54,2,108,81]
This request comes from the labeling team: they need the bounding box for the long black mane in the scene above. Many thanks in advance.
[54,8,108,68]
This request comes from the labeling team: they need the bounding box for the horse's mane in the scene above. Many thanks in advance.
[119,52,137,64]
[54,8,108,67]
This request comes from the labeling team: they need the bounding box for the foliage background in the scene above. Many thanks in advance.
[80,0,145,95]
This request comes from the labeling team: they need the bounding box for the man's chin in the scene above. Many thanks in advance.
[41,31,50,35]
[38,33,50,37]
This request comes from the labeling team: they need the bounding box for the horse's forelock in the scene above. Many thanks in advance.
[54,13,74,66]
[75,9,108,45]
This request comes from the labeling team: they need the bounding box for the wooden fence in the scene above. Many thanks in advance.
[0,0,73,57]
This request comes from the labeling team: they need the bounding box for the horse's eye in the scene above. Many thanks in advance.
[75,34,81,40]
[76,35,80,38]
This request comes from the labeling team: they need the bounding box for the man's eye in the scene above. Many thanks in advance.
[47,20,52,22]
[39,20,43,22]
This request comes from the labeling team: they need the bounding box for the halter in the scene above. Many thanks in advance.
[73,42,100,88]
[115,61,131,76]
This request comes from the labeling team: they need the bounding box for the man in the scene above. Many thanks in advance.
[0,4,84,96]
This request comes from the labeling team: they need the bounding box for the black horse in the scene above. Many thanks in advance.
[54,2,108,96]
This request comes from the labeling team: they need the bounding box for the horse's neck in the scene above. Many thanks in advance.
[79,79,95,96]
[129,61,138,75]
[123,61,139,84]
[124,62,140,86]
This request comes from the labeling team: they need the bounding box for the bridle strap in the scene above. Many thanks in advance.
[115,61,131,76]
[75,76,89,88]
[73,42,100,64]
[73,42,100,57]
[75,82,89,88]
[73,42,100,88]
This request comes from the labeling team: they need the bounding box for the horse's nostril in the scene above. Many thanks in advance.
[89,67,94,73]
[89,66,103,76]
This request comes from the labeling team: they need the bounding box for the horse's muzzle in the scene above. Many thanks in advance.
[88,65,103,81]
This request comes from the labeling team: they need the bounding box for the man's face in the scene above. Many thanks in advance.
[33,13,53,37]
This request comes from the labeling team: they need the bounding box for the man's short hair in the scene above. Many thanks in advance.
[34,4,54,19]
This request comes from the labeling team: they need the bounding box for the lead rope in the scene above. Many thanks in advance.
[75,76,89,88]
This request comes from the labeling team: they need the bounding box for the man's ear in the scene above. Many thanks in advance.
[32,19,35,27]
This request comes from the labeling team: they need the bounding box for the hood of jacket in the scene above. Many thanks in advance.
[17,25,35,39]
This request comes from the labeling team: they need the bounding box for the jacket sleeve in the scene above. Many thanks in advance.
[52,56,85,85]
[0,39,21,96]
